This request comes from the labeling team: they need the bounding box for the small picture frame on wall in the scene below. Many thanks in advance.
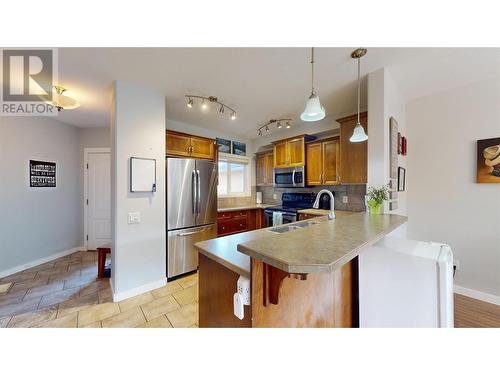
[389,201,399,211]
[389,179,398,191]
[398,132,402,155]
[398,167,406,191]
[30,160,56,188]
[232,141,246,156]
[216,138,231,154]
[476,137,500,183]
[130,157,156,193]
[389,191,398,200]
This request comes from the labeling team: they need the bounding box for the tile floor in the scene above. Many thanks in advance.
[0,251,198,328]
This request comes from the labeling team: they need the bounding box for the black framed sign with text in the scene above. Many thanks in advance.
[30,160,56,187]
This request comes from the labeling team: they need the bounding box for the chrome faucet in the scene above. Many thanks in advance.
[313,189,335,219]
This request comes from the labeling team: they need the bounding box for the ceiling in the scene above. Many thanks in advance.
[44,48,500,139]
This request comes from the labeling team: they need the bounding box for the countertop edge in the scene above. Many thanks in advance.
[217,204,273,213]
[195,244,250,278]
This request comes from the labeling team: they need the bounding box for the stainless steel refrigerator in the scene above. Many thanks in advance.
[167,158,217,279]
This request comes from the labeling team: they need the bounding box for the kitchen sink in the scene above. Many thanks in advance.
[293,221,321,228]
[267,225,301,233]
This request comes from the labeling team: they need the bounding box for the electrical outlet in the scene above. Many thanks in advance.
[273,193,277,200]
[453,259,460,270]
[342,196,349,204]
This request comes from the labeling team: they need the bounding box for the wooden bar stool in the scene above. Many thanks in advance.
[97,244,111,278]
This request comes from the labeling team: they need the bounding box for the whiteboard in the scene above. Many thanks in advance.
[130,157,156,192]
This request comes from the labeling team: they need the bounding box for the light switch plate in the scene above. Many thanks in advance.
[342,196,349,204]
[128,212,141,224]
[273,193,277,200]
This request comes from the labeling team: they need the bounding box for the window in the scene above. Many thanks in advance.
[217,154,250,197]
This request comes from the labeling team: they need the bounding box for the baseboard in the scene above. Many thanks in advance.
[454,284,500,306]
[0,246,84,279]
[112,278,167,302]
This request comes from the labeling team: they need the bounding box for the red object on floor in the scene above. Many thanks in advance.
[97,244,111,278]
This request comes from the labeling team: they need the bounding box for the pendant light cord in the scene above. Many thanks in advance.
[357,56,361,124]
[311,47,315,93]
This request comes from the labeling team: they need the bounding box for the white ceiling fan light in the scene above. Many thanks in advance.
[350,48,368,143]
[44,85,80,112]
[300,47,325,122]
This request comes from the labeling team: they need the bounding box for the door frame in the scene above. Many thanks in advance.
[83,147,111,251]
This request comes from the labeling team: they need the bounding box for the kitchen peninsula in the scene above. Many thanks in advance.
[195,212,407,328]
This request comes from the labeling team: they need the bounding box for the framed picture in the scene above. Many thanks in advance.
[398,132,402,154]
[389,201,398,211]
[477,137,500,183]
[390,117,398,178]
[30,160,56,187]
[398,167,406,191]
[402,136,408,156]
[130,157,156,192]
[389,179,398,191]
[232,141,246,156]
[389,191,398,200]
[216,138,231,154]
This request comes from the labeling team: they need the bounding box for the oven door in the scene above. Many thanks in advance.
[264,210,297,226]
[273,167,305,188]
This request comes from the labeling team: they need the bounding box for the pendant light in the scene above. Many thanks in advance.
[350,48,368,142]
[300,47,325,122]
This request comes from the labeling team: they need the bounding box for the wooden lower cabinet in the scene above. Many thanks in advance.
[217,209,266,237]
[198,254,358,328]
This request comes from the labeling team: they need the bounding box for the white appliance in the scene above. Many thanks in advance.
[359,237,454,328]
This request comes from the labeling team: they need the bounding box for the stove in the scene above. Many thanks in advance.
[264,192,316,225]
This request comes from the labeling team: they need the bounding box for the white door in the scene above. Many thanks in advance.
[87,152,111,250]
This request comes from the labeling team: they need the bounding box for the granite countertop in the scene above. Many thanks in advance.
[195,212,406,277]
[237,213,407,274]
[217,203,274,213]
[297,209,357,217]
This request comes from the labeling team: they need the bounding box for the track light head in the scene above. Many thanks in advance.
[201,99,208,110]
[231,112,236,120]
[219,105,224,114]
[277,122,282,129]
[187,98,193,108]
[286,122,291,129]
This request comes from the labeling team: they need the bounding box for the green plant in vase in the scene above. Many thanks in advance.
[366,184,389,215]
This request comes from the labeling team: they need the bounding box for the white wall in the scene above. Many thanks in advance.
[367,68,407,238]
[0,117,81,274]
[406,78,500,298]
[111,81,166,300]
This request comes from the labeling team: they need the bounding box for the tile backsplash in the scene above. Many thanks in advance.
[217,186,257,208]
[257,185,366,211]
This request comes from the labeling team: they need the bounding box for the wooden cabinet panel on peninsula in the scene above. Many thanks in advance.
[166,130,216,160]
[306,138,340,186]
[273,135,310,168]
[256,151,274,186]
[338,112,368,184]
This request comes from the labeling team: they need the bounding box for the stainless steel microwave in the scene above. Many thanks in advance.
[273,166,305,188]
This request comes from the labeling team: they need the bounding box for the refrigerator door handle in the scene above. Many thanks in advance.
[196,169,201,214]
[177,228,207,236]
[192,170,197,215]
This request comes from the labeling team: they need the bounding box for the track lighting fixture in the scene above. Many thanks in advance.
[257,118,292,136]
[185,95,237,120]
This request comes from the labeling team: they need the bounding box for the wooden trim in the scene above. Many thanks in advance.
[271,134,309,145]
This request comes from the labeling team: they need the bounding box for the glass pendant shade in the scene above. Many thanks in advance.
[300,92,325,122]
[349,122,368,142]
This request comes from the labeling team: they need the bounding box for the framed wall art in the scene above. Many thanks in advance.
[477,137,500,183]
[216,138,231,154]
[390,117,398,178]
[398,167,406,191]
[232,141,246,156]
[130,157,156,192]
[30,160,56,187]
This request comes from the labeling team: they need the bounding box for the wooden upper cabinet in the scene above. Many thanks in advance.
[322,139,340,185]
[166,131,192,157]
[273,141,288,168]
[306,142,322,185]
[166,130,215,160]
[306,138,340,186]
[190,135,215,160]
[273,136,307,168]
[338,112,368,184]
[256,151,274,186]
